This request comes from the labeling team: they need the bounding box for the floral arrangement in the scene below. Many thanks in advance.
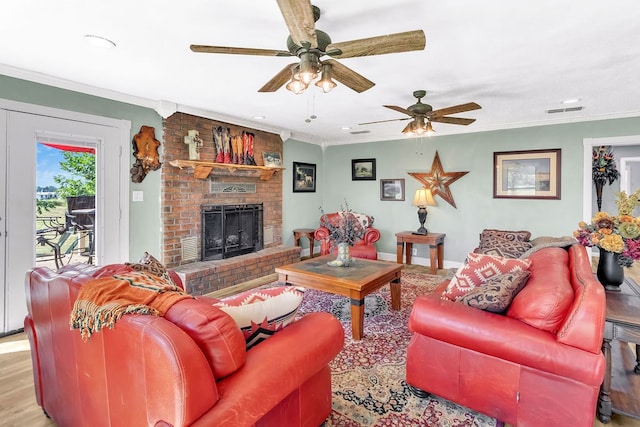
[320,201,365,246]
[592,146,620,185]
[574,189,640,267]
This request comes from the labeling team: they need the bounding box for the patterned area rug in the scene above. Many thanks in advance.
[293,271,502,427]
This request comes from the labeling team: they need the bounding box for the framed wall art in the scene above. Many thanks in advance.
[263,152,282,168]
[352,158,376,181]
[380,179,405,201]
[293,161,316,192]
[493,149,561,199]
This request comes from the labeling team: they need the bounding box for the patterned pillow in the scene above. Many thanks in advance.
[479,229,531,243]
[477,235,533,258]
[125,252,176,286]
[442,252,531,301]
[457,270,531,313]
[212,286,305,349]
[348,212,374,228]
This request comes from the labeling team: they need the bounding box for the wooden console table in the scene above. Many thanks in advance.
[395,231,445,275]
[598,277,640,423]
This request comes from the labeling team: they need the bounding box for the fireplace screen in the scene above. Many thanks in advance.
[201,204,263,260]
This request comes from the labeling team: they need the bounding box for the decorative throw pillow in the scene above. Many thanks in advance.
[518,236,577,259]
[477,235,533,259]
[479,229,531,243]
[442,252,531,301]
[347,212,374,229]
[457,270,531,313]
[212,286,305,349]
[125,252,176,286]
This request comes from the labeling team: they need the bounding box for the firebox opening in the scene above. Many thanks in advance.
[201,203,263,260]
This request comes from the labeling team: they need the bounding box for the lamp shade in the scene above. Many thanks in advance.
[413,188,436,207]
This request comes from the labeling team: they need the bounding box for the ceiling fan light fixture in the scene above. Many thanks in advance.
[414,117,427,135]
[315,63,337,93]
[295,53,319,85]
[425,121,435,136]
[286,76,308,94]
[402,121,416,135]
[286,65,308,94]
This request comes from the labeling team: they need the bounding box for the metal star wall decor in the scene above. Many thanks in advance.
[408,151,469,208]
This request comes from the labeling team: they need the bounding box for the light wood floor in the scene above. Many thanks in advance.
[2,262,640,426]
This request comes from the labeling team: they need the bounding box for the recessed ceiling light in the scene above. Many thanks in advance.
[562,98,581,104]
[252,115,266,120]
[83,35,116,49]
[341,126,351,130]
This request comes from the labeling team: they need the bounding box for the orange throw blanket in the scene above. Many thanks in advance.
[70,271,192,341]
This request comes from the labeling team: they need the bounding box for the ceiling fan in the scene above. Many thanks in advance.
[189,0,426,94]
[359,90,481,136]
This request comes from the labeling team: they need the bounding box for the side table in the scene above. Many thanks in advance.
[597,278,640,423]
[395,231,445,275]
[293,228,316,258]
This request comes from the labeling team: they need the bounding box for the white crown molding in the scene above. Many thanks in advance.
[0,63,323,144]
[4,62,639,148]
[320,110,640,147]
[0,63,157,110]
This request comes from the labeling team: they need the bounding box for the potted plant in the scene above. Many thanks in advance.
[320,201,365,267]
[574,189,640,290]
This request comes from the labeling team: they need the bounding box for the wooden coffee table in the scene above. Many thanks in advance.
[276,255,403,340]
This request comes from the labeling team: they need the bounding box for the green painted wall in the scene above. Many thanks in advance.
[5,74,640,266]
[0,75,163,260]
[282,139,323,253]
[285,117,640,264]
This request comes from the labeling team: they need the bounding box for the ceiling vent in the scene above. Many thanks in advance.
[349,130,371,135]
[546,106,584,114]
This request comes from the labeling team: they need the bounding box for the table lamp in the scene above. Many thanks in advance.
[412,187,436,235]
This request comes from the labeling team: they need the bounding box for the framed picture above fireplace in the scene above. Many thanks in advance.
[293,162,316,193]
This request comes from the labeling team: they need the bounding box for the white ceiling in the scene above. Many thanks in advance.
[2,0,640,146]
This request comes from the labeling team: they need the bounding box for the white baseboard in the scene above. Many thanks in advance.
[297,248,462,270]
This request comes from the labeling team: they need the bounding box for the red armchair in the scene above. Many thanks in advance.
[405,244,606,427]
[314,212,380,260]
[25,264,344,427]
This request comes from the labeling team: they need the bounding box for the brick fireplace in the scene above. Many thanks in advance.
[161,112,300,295]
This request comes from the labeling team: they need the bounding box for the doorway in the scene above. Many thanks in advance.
[0,100,131,334]
[620,157,640,195]
[583,135,640,221]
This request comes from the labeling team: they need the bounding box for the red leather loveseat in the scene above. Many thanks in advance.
[24,264,344,427]
[405,244,606,427]
[314,212,380,260]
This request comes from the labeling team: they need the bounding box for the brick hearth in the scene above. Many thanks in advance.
[172,245,301,296]
[161,112,295,294]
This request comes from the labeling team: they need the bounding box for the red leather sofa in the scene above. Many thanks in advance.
[314,212,380,260]
[24,264,344,427]
[406,244,606,427]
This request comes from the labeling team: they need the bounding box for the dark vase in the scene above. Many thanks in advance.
[597,248,624,291]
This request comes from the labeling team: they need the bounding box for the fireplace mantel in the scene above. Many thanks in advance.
[169,159,284,180]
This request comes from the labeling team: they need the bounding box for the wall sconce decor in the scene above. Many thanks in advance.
[131,125,161,183]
